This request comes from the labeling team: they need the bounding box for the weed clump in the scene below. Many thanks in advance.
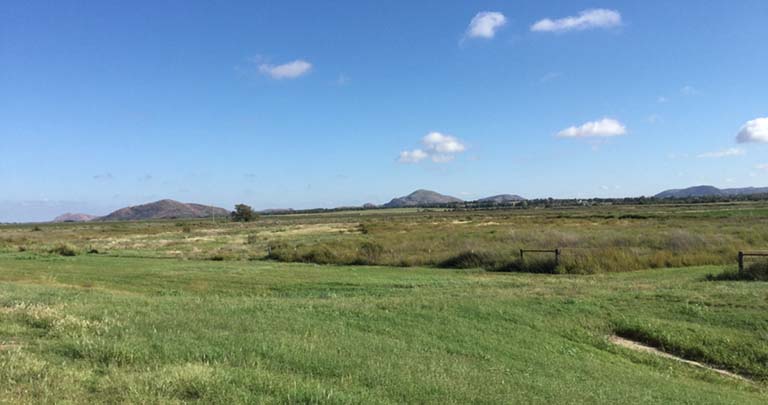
[439,251,498,269]
[49,244,77,257]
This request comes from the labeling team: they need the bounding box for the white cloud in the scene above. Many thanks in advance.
[556,118,627,138]
[696,147,745,158]
[335,74,349,86]
[755,163,768,171]
[398,149,428,164]
[681,85,699,96]
[736,117,768,143]
[539,72,563,83]
[422,132,466,153]
[531,9,621,33]
[657,96,669,103]
[258,60,312,79]
[399,132,467,164]
[466,12,507,39]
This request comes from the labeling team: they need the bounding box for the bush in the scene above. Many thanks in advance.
[300,247,338,265]
[439,251,498,269]
[49,244,77,257]
[356,241,384,264]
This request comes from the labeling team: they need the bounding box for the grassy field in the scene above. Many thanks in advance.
[4,201,768,273]
[1,203,767,402]
[0,253,766,403]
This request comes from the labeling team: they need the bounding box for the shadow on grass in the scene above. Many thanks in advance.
[706,262,768,282]
[438,251,561,274]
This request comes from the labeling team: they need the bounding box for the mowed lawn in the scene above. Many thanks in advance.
[0,254,766,403]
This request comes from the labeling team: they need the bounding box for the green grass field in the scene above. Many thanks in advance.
[2,204,767,402]
[1,252,766,403]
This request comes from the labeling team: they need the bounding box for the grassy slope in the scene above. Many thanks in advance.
[0,254,766,403]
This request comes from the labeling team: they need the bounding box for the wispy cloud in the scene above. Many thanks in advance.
[531,9,621,33]
[93,173,113,181]
[399,149,428,164]
[335,74,349,86]
[680,85,699,96]
[399,132,467,164]
[258,59,312,79]
[539,72,563,83]
[696,147,745,158]
[556,118,627,138]
[736,117,768,143]
[466,12,507,39]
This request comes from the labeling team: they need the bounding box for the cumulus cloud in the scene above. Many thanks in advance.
[258,60,312,79]
[399,149,428,164]
[399,132,467,164]
[736,117,768,143]
[696,148,745,158]
[531,9,621,33]
[556,118,627,138]
[422,132,466,153]
[466,11,507,39]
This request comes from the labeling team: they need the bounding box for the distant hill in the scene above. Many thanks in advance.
[655,185,768,199]
[99,199,230,221]
[477,194,525,203]
[53,213,98,222]
[259,208,295,215]
[384,190,463,208]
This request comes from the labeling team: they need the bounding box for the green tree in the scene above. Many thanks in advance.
[231,204,256,222]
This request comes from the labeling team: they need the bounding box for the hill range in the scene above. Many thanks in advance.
[654,185,768,199]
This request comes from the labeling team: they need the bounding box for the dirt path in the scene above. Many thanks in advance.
[609,335,751,383]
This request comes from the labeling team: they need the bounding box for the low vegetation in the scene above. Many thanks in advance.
[0,255,765,403]
[2,202,767,274]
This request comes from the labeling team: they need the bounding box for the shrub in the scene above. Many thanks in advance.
[357,241,384,264]
[300,247,337,265]
[439,251,498,269]
[49,244,77,257]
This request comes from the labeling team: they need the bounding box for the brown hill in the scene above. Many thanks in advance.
[53,213,98,222]
[98,199,229,221]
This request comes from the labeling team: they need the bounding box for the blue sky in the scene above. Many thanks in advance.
[2,1,768,221]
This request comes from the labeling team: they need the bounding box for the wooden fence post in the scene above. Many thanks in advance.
[520,249,524,261]
[738,251,744,273]
[555,249,561,266]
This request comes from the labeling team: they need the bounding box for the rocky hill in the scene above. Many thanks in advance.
[477,194,525,203]
[53,213,98,222]
[99,200,230,221]
[384,190,463,208]
[655,185,768,199]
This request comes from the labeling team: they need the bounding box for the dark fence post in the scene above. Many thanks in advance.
[520,249,524,261]
[555,249,561,266]
[738,251,744,273]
